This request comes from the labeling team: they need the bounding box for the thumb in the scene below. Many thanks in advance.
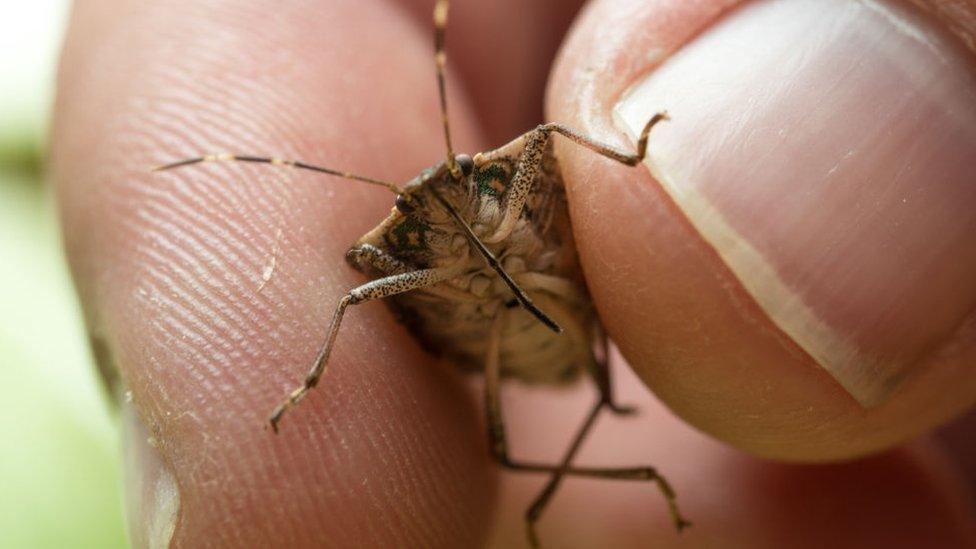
[547,0,976,461]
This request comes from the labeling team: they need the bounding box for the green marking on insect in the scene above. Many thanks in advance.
[151,0,684,546]
[390,215,430,251]
[474,162,511,197]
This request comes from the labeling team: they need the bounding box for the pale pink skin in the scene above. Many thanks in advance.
[52,0,975,547]
[550,0,976,460]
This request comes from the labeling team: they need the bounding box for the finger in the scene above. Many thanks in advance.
[547,0,976,460]
[54,0,494,546]
[487,359,976,547]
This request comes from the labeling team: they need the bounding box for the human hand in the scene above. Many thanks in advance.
[52,0,975,547]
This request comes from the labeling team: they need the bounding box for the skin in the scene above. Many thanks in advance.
[52,0,975,547]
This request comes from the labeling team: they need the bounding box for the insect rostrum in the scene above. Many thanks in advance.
[153,1,687,546]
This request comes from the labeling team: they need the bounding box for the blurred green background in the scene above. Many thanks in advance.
[0,2,128,547]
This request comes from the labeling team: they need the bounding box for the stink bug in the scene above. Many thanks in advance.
[154,0,688,545]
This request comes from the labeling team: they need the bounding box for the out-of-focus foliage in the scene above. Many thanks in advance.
[0,2,127,547]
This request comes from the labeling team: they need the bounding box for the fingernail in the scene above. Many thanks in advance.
[122,396,180,549]
[615,0,976,405]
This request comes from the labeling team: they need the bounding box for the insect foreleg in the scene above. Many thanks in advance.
[268,264,463,432]
[482,126,549,244]
[484,112,669,244]
[541,111,669,167]
[345,243,411,275]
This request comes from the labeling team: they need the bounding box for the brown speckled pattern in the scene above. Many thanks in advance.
[350,138,596,384]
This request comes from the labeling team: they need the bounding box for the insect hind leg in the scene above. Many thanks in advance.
[589,329,637,416]
[523,397,602,548]
[484,309,689,547]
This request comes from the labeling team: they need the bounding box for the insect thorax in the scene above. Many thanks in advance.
[348,137,597,384]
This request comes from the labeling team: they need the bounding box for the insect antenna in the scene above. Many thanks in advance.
[430,187,562,334]
[152,154,403,195]
[433,0,462,179]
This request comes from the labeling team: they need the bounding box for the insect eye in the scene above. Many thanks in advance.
[395,194,416,214]
[455,154,474,177]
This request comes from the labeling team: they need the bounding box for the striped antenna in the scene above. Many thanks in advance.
[433,0,461,179]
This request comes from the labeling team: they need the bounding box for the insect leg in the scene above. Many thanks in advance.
[522,397,691,545]
[541,111,669,167]
[484,308,688,539]
[509,461,690,539]
[345,243,410,274]
[483,308,587,546]
[349,243,483,303]
[524,397,603,548]
[484,307,511,461]
[484,306,687,543]
[268,264,463,432]
[484,112,669,244]
[533,463,691,535]
[516,288,632,414]
[483,305,565,468]
[482,126,550,244]
[588,329,637,416]
[483,297,615,468]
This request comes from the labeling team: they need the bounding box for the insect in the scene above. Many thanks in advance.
[154,0,688,545]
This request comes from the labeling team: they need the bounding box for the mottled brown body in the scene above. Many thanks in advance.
[153,1,686,545]
[349,138,594,384]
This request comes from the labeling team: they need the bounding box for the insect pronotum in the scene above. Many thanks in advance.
[154,1,689,545]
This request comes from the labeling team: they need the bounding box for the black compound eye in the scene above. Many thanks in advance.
[395,194,416,214]
[455,154,474,177]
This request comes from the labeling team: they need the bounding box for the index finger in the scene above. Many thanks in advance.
[53,0,492,546]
